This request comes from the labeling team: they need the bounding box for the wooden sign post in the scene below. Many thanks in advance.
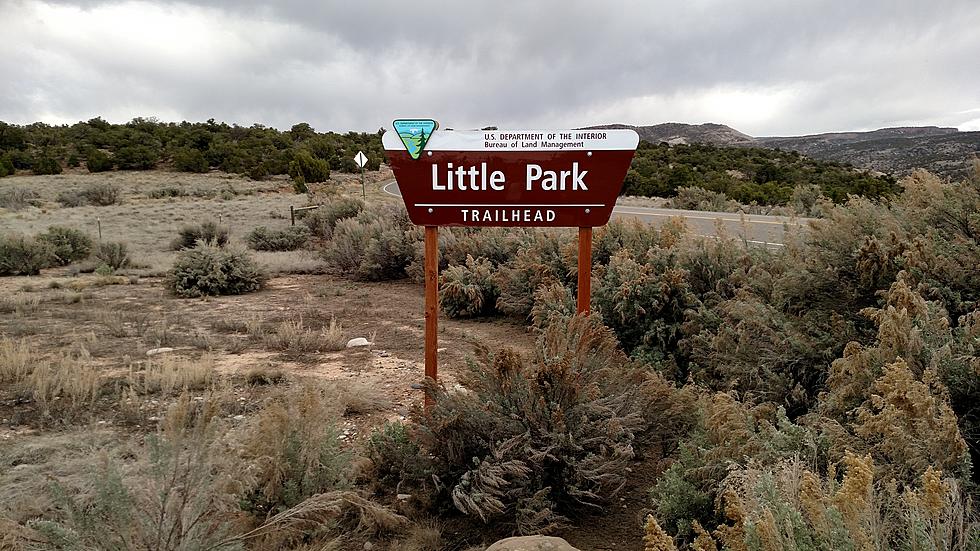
[384,122,638,410]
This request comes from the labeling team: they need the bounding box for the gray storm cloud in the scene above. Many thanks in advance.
[2,0,979,134]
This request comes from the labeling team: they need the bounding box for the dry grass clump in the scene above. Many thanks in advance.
[257,316,345,355]
[0,337,104,418]
[236,385,350,513]
[129,354,216,395]
[21,394,247,550]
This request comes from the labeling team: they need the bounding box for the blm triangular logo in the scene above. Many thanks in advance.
[393,119,438,160]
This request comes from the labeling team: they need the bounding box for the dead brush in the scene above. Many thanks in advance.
[25,393,248,551]
[29,347,104,418]
[330,380,391,416]
[129,355,215,395]
[258,316,345,355]
[236,386,348,510]
[0,336,37,384]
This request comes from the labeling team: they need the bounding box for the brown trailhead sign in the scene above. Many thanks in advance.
[383,128,639,227]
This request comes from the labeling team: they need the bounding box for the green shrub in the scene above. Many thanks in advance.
[173,147,208,173]
[95,241,130,271]
[171,221,230,250]
[288,151,330,189]
[66,153,80,168]
[81,183,121,206]
[38,226,93,265]
[367,422,432,492]
[592,247,698,362]
[302,197,364,239]
[0,234,56,275]
[85,149,113,172]
[666,185,739,212]
[166,244,266,297]
[114,145,158,170]
[246,225,310,251]
[30,155,61,175]
[0,154,16,177]
[440,255,498,318]
[0,187,40,210]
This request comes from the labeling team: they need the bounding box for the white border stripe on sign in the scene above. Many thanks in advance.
[382,129,639,152]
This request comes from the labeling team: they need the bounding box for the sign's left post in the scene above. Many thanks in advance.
[423,225,439,413]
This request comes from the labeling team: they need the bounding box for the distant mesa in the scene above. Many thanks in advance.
[585,122,980,178]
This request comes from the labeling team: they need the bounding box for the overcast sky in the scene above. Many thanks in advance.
[2,0,979,136]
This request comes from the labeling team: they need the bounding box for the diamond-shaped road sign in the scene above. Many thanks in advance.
[354,151,368,169]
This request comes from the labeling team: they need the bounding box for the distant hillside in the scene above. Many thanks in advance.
[590,122,754,146]
[755,127,980,178]
[623,141,896,206]
[590,123,980,178]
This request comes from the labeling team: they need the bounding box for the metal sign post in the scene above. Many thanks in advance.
[384,122,638,411]
[354,151,368,198]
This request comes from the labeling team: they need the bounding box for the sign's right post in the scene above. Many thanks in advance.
[577,227,592,314]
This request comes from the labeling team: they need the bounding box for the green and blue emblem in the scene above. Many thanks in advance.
[393,119,438,160]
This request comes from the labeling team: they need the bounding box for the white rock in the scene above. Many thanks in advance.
[233,415,245,421]
[363,543,374,551]
[346,337,372,348]
[146,347,175,356]
[396,493,411,501]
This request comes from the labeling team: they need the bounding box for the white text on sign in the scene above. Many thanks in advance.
[431,162,588,192]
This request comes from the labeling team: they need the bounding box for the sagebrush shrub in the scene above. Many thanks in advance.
[38,226,93,265]
[81,182,121,206]
[56,190,87,208]
[0,187,40,210]
[493,230,576,319]
[166,244,266,297]
[171,221,229,250]
[94,241,130,271]
[0,234,55,276]
[246,225,309,251]
[440,255,498,318]
[592,247,697,362]
[302,197,364,239]
[320,205,415,281]
[399,316,696,534]
[708,455,979,551]
[32,395,245,550]
[666,185,740,212]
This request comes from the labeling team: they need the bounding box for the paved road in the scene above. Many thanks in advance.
[382,181,808,246]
